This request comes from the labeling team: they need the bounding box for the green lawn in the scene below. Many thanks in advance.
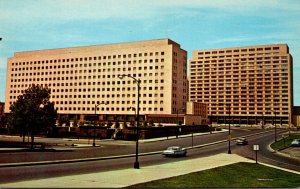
[271,134,300,150]
[127,162,300,188]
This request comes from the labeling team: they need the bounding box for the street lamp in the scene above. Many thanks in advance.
[93,102,107,147]
[129,107,136,118]
[273,111,277,142]
[118,74,141,169]
[262,114,265,129]
[209,111,212,134]
[128,107,137,127]
[227,104,231,154]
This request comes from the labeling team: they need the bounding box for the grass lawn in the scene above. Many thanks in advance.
[127,162,300,188]
[271,134,300,150]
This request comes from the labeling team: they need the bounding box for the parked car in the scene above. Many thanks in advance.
[162,146,187,157]
[235,137,248,145]
[290,139,300,147]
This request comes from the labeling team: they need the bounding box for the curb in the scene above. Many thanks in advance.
[139,130,227,143]
[268,143,300,161]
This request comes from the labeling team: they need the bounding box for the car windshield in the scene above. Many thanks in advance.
[167,147,180,150]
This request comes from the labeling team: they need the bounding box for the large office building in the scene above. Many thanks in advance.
[5,39,188,122]
[189,44,293,126]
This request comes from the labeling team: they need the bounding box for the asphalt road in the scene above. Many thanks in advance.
[234,130,300,171]
[0,128,298,184]
[0,133,234,184]
[0,128,273,163]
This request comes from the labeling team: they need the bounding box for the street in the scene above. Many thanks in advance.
[0,128,299,184]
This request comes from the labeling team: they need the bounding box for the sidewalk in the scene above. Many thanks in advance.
[0,153,254,188]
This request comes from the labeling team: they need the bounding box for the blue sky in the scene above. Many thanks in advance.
[0,0,300,105]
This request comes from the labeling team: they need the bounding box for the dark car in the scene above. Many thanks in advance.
[235,137,248,145]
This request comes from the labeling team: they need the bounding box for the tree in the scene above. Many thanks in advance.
[8,85,57,150]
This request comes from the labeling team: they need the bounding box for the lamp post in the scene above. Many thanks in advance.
[118,74,141,169]
[227,103,231,154]
[288,112,291,136]
[129,107,136,120]
[209,111,212,134]
[262,114,264,129]
[274,111,277,142]
[93,102,107,147]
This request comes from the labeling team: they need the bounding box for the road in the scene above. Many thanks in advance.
[0,128,273,163]
[233,130,300,171]
[0,128,298,184]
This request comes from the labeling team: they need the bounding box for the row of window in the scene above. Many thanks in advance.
[55,100,164,105]
[10,85,165,97]
[191,73,289,79]
[56,107,164,112]
[210,111,289,115]
[191,96,290,103]
[191,89,289,94]
[10,89,165,97]
[10,77,165,85]
[11,62,165,72]
[191,61,288,68]
[11,51,166,66]
[195,54,288,60]
[191,70,289,75]
[197,46,282,55]
[190,93,288,99]
[191,80,289,86]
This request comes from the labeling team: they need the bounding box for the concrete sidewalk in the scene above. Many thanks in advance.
[0,153,253,188]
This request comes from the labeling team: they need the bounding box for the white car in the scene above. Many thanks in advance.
[162,146,187,157]
[291,139,300,147]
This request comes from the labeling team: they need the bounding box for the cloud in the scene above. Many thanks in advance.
[210,36,259,44]
[210,32,299,45]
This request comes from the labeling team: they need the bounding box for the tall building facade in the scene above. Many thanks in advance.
[189,44,293,126]
[5,39,188,121]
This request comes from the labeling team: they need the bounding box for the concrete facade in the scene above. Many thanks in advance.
[190,44,293,126]
[5,39,188,121]
[186,101,207,123]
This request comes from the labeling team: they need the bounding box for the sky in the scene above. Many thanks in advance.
[0,0,300,105]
